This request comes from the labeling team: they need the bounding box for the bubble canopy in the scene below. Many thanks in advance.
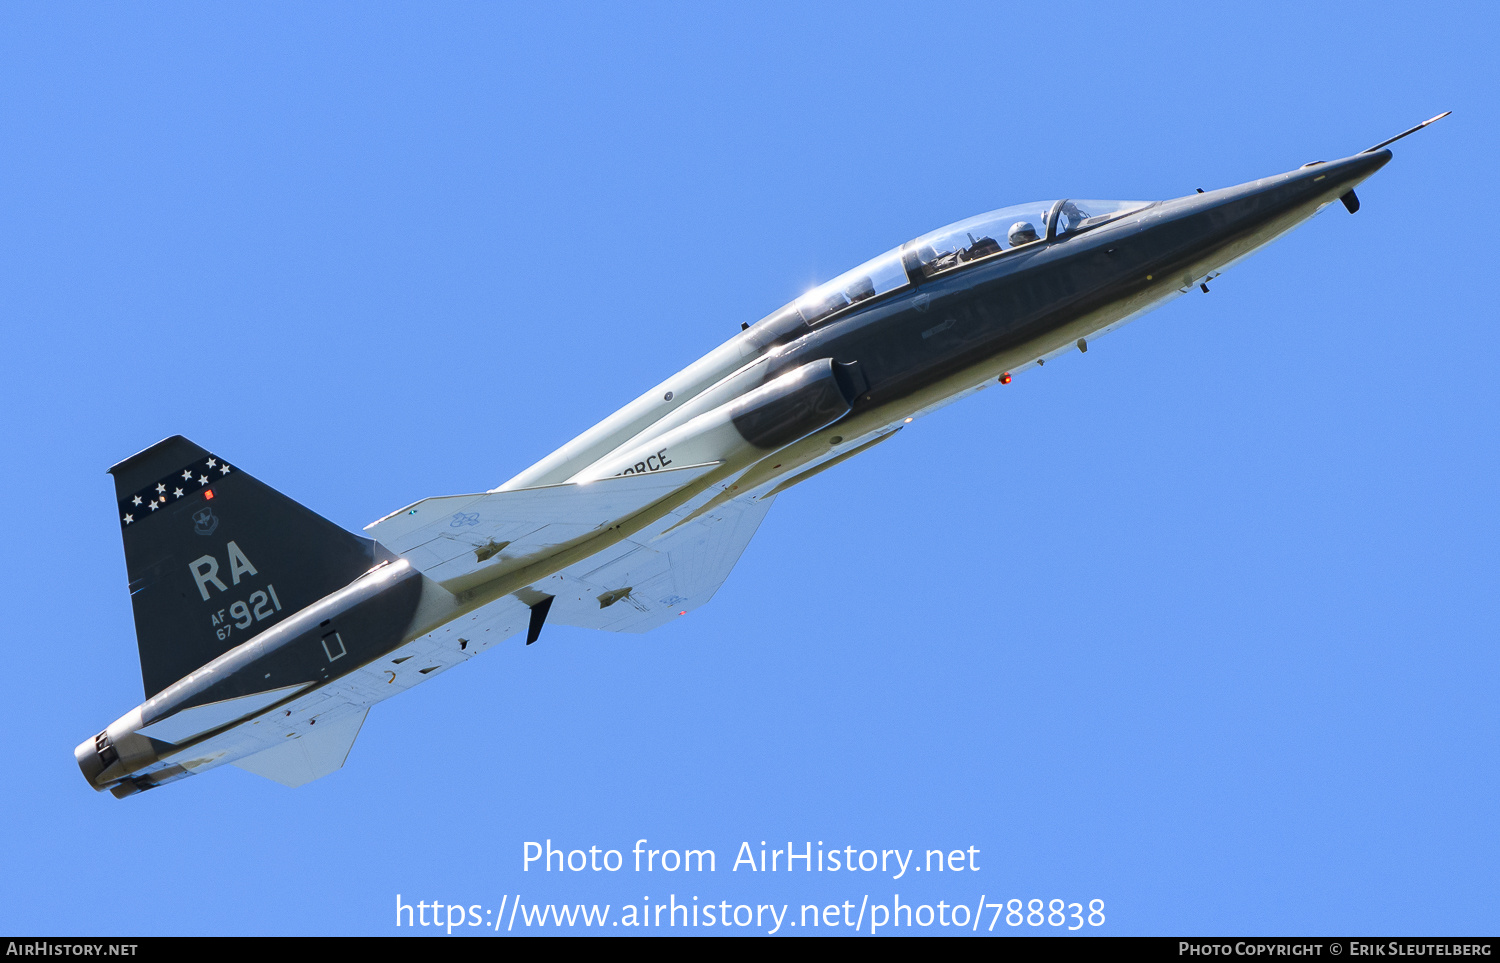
[792,198,1152,325]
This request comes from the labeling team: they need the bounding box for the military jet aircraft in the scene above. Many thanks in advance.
[78,116,1447,797]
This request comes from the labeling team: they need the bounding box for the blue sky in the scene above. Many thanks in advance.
[2,2,1495,936]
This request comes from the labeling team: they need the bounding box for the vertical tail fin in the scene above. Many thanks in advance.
[109,436,385,698]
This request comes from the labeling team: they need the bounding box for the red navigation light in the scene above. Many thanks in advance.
[204,489,215,500]
[1000,372,1012,384]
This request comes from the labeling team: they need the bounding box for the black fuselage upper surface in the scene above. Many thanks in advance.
[753,151,1389,416]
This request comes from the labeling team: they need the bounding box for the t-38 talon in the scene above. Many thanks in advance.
[79,115,1446,797]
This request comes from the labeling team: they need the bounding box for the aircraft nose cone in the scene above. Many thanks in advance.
[1314,148,1391,191]
[1112,147,1398,300]
[1181,147,1395,238]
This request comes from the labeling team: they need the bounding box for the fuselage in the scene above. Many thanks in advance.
[78,148,1391,797]
[500,150,1390,498]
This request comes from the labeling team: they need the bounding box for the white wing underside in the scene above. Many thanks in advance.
[364,458,775,633]
[207,470,772,788]
[363,463,720,589]
[543,492,775,633]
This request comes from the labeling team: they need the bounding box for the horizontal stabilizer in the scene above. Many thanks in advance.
[232,707,368,788]
[364,463,718,587]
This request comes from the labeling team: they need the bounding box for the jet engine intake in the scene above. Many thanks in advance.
[579,358,853,480]
[730,356,852,450]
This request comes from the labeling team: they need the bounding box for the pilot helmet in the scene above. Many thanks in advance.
[1007,221,1039,246]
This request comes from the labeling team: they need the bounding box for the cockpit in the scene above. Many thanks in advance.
[794,248,911,325]
[791,198,1152,326]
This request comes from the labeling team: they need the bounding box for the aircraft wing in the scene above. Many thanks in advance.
[364,463,719,587]
[542,493,775,633]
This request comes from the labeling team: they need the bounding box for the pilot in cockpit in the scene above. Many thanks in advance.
[1007,221,1040,247]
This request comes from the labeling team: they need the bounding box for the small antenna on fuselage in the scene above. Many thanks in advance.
[1362,111,1451,153]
